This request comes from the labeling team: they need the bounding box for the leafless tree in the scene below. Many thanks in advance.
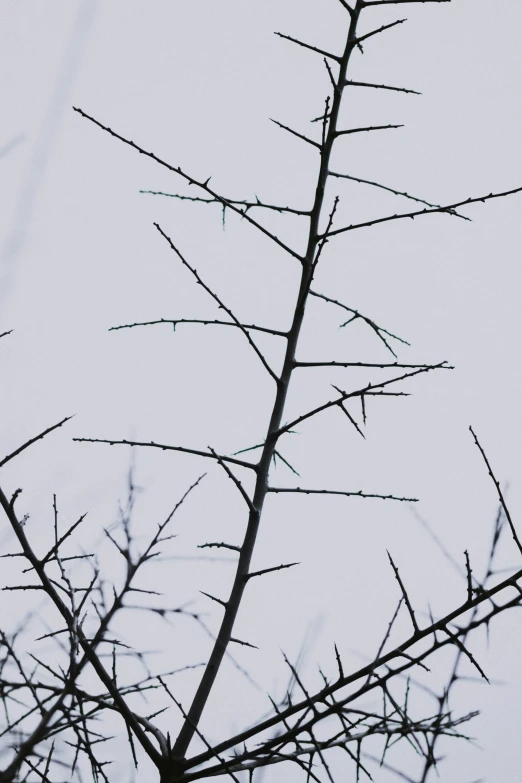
[1,1,522,782]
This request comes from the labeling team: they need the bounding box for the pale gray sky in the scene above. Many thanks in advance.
[1,1,522,780]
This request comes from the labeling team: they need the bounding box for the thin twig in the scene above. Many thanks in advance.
[355,19,407,45]
[72,107,302,262]
[335,123,403,137]
[0,417,73,469]
[323,184,522,238]
[276,363,448,436]
[274,32,340,62]
[73,437,257,470]
[344,79,420,95]
[268,487,417,502]
[469,426,522,558]
[109,318,287,338]
[330,170,469,219]
[154,223,279,383]
[387,553,419,632]
[140,189,309,216]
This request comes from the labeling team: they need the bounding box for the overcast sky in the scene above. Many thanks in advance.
[1,1,522,781]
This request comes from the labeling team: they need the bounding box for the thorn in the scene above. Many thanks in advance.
[199,591,227,608]
[230,637,258,649]
[334,643,344,679]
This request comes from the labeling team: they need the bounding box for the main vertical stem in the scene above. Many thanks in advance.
[172,2,364,765]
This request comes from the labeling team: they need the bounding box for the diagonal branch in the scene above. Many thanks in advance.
[354,19,407,45]
[0,417,73,469]
[38,513,88,569]
[387,552,419,632]
[274,32,341,62]
[0,486,163,774]
[72,107,302,261]
[329,170,469,219]
[322,184,522,238]
[159,678,242,783]
[200,591,227,609]
[245,562,300,580]
[312,196,340,272]
[309,288,409,356]
[171,4,369,762]
[469,426,522,558]
[154,223,279,383]
[209,447,256,513]
[441,626,489,682]
[276,363,448,436]
[334,395,366,438]
[183,565,522,771]
[336,0,355,16]
[270,118,321,149]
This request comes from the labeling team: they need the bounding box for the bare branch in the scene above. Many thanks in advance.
[334,644,345,680]
[154,223,279,382]
[158,678,242,783]
[335,123,403,137]
[0,417,73,469]
[109,318,287,338]
[43,5,518,780]
[185,566,522,771]
[330,170,469,219]
[274,32,341,62]
[336,0,355,15]
[309,288,409,356]
[276,363,448,436]
[0,486,164,773]
[355,19,407,46]
[441,627,489,682]
[73,437,257,471]
[469,426,522,558]
[139,189,310,217]
[229,637,258,649]
[200,591,227,609]
[245,562,300,580]
[324,59,340,96]
[334,396,366,438]
[268,487,417,502]
[209,447,256,513]
[270,118,321,149]
[38,511,88,569]
[387,552,419,632]
[295,360,446,369]
[198,542,241,552]
[323,184,522,238]
[464,550,473,604]
[313,196,339,271]
[345,79,420,95]
[273,449,301,476]
[72,107,302,261]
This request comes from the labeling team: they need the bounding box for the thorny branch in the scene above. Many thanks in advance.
[3,0,522,781]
